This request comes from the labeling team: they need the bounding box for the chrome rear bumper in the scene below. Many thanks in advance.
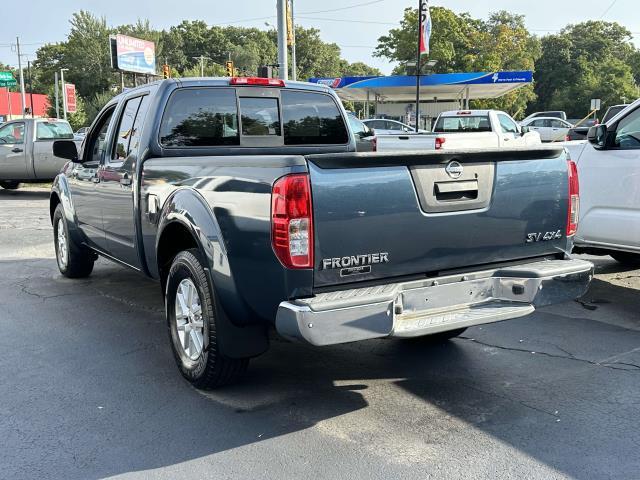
[275,258,593,346]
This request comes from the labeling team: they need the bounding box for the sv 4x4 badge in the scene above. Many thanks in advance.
[526,230,563,243]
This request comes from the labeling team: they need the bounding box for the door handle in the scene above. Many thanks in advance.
[11,147,23,153]
[398,136,410,140]
[503,137,511,141]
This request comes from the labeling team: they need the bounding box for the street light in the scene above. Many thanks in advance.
[60,68,69,121]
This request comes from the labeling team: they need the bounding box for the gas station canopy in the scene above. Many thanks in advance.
[308,71,533,103]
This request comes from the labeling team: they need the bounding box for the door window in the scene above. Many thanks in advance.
[550,119,566,128]
[112,97,143,161]
[127,96,150,157]
[0,122,24,144]
[36,121,74,140]
[498,114,519,134]
[160,88,239,147]
[530,119,544,127]
[86,107,116,163]
[386,121,403,131]
[614,108,640,149]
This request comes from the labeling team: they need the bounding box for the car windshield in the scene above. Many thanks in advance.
[36,121,74,140]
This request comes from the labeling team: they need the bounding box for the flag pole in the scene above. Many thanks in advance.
[414,0,423,132]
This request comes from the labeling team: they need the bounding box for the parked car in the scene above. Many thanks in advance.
[362,118,428,135]
[0,118,78,190]
[520,117,574,142]
[347,114,377,152]
[565,118,601,141]
[75,126,90,136]
[432,110,541,149]
[565,98,640,266]
[522,111,568,122]
[50,77,593,388]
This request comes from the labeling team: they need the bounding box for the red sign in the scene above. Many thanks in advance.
[64,83,77,114]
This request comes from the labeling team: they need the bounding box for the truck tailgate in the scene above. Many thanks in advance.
[307,147,570,288]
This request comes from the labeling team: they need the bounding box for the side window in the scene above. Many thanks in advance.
[530,120,543,127]
[614,108,640,149]
[239,97,280,136]
[127,95,150,156]
[550,119,565,128]
[86,108,116,164]
[348,116,366,138]
[112,97,143,161]
[0,122,24,144]
[498,114,518,134]
[281,91,349,145]
[386,121,402,131]
[160,88,239,147]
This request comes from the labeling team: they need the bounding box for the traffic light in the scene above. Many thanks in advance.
[225,60,234,77]
[162,64,170,79]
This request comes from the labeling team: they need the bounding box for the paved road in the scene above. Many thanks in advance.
[1,187,639,480]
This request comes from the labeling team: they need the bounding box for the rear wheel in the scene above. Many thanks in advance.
[610,251,640,268]
[0,180,19,190]
[166,249,248,389]
[53,204,94,278]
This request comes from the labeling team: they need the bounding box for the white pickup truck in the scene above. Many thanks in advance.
[432,110,541,150]
[565,98,640,266]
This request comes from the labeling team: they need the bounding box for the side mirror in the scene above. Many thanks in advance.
[521,126,530,135]
[53,140,80,162]
[587,124,607,149]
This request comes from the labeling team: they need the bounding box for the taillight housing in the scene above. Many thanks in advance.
[435,137,446,150]
[271,174,314,268]
[371,136,378,152]
[567,159,580,236]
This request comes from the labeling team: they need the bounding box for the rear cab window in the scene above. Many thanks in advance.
[159,86,348,148]
[36,121,74,140]
[434,115,491,133]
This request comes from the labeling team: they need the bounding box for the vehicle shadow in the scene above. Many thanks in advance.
[0,188,50,200]
[1,257,639,479]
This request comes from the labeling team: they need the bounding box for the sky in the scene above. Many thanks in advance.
[12,0,640,75]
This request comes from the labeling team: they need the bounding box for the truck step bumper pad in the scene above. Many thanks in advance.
[275,258,594,346]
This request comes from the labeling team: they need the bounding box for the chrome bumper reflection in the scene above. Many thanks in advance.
[275,258,593,346]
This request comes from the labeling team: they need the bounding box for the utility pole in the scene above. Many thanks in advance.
[414,0,424,132]
[60,68,68,121]
[277,0,289,80]
[192,56,211,76]
[54,72,59,118]
[16,37,26,119]
[290,0,297,81]
[27,61,34,118]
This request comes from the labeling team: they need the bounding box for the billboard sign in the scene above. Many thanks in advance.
[65,83,77,113]
[114,34,156,75]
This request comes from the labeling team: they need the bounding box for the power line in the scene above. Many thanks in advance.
[297,16,396,26]
[299,0,388,15]
[600,0,618,19]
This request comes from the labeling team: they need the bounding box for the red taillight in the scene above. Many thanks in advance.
[371,136,378,152]
[567,159,580,236]
[565,134,570,142]
[435,137,446,150]
[271,174,314,269]
[230,77,285,87]
[457,111,472,115]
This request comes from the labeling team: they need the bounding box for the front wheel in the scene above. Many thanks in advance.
[166,249,248,389]
[0,180,19,190]
[53,204,94,278]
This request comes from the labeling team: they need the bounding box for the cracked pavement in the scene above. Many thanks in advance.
[1,186,639,480]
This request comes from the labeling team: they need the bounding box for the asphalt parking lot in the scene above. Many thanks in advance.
[1,186,639,480]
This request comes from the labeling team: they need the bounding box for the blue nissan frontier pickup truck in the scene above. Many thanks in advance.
[50,77,593,388]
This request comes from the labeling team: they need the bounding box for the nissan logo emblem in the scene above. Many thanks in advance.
[445,161,464,179]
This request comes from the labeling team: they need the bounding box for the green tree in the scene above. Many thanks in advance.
[533,21,639,117]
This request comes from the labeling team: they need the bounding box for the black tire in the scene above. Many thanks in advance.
[0,180,19,190]
[166,249,248,389]
[610,251,640,268]
[404,328,468,343]
[53,204,94,278]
